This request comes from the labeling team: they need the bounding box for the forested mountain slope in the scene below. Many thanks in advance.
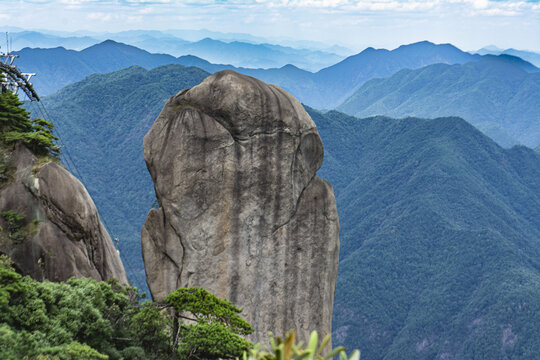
[338,56,540,147]
[309,108,540,359]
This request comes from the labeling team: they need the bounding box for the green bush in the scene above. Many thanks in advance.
[0,259,142,359]
[243,330,360,360]
[1,210,26,243]
[0,258,254,360]
[164,287,253,360]
[177,322,251,360]
[129,302,171,359]
[39,342,109,360]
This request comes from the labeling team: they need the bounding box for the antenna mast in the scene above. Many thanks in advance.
[0,32,40,101]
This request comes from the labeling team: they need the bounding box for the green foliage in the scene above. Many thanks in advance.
[177,322,251,360]
[129,302,171,359]
[164,287,253,360]
[1,210,26,243]
[39,342,109,360]
[0,254,13,270]
[0,89,32,133]
[1,210,25,227]
[5,123,59,157]
[166,287,253,336]
[244,330,360,360]
[119,346,146,360]
[0,149,9,174]
[0,262,143,359]
[0,76,59,157]
[0,210,40,244]
[0,259,253,360]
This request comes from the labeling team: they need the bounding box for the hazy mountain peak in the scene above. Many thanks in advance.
[100,39,120,45]
[280,63,302,70]
[82,39,130,51]
[397,40,436,48]
[480,44,504,52]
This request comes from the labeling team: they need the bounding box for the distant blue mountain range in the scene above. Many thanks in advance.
[337,56,540,147]
[13,38,539,148]
[7,30,343,71]
[476,46,540,67]
[17,39,536,111]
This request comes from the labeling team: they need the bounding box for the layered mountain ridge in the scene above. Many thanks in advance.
[337,56,540,147]
[18,40,535,110]
[8,30,343,71]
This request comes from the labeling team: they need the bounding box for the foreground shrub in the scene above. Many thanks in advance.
[243,330,360,360]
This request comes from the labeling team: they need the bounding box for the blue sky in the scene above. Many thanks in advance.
[1,0,539,51]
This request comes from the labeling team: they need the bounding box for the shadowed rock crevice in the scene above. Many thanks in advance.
[142,70,339,343]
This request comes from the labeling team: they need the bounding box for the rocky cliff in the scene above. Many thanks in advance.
[0,143,128,283]
[142,70,339,342]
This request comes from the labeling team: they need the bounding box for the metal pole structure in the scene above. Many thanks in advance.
[0,33,39,101]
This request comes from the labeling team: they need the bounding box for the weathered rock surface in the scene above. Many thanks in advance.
[142,70,339,342]
[0,143,128,283]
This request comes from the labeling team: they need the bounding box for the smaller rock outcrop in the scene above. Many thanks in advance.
[0,143,128,283]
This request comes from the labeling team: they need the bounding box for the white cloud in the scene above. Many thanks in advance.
[470,0,489,9]
[86,11,143,22]
[206,0,538,16]
[87,12,113,20]
[442,0,536,15]
[0,0,538,51]
[478,7,518,15]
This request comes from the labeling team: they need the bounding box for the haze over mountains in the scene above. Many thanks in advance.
[6,30,98,51]
[15,41,185,95]
[38,64,540,358]
[17,39,538,115]
[337,56,540,147]
[6,30,344,71]
[120,36,343,71]
[476,46,540,68]
[3,28,351,53]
